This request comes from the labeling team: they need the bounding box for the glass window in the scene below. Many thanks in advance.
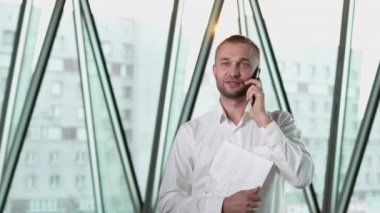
[75,175,85,189]
[63,58,78,72]
[2,30,14,45]
[49,175,61,189]
[25,151,38,164]
[123,86,132,99]
[51,81,63,96]
[62,127,77,140]
[51,105,61,118]
[123,43,133,58]
[25,175,37,189]
[76,152,86,165]
[49,151,61,164]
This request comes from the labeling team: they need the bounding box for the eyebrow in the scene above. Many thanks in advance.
[218,57,251,62]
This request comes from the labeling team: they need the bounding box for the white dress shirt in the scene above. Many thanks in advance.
[158,103,314,213]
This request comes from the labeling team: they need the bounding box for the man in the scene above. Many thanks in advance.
[158,35,314,213]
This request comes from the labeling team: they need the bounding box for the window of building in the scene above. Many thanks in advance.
[123,43,133,58]
[25,151,38,164]
[309,65,316,78]
[102,41,112,55]
[123,87,132,99]
[366,172,371,184]
[124,109,131,121]
[2,30,14,45]
[62,127,77,140]
[25,175,37,189]
[48,127,62,140]
[298,83,309,93]
[325,66,331,79]
[49,151,61,164]
[77,127,87,141]
[75,175,85,189]
[309,100,316,112]
[126,129,132,142]
[76,152,86,165]
[64,58,78,72]
[49,175,61,189]
[112,63,121,76]
[51,81,63,96]
[51,105,61,119]
[126,64,134,78]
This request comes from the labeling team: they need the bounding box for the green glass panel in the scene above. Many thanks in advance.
[88,0,173,196]
[346,0,380,211]
[5,3,95,212]
[259,0,344,210]
[163,0,215,163]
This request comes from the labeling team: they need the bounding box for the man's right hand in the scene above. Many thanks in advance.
[222,187,261,213]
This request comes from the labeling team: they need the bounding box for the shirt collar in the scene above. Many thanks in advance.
[216,100,252,124]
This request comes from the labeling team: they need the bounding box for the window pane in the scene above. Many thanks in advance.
[5,2,95,212]
[260,0,344,210]
[346,0,380,211]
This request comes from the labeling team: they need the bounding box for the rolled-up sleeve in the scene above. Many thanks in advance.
[258,111,314,188]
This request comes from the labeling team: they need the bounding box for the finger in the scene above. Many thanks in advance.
[244,79,261,87]
[250,201,260,208]
[246,79,262,88]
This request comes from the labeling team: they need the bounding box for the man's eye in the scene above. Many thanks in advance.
[240,63,251,68]
[221,62,230,66]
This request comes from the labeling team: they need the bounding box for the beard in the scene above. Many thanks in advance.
[216,78,249,99]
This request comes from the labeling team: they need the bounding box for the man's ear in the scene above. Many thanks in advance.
[212,64,216,77]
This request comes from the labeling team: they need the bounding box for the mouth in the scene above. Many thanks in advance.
[224,79,243,88]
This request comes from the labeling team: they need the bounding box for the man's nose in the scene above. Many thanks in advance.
[229,64,240,76]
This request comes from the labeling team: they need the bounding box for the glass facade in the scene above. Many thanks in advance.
[0,0,379,212]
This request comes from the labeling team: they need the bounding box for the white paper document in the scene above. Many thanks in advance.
[205,141,273,197]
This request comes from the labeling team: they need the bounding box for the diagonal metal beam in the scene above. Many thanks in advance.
[0,0,32,182]
[248,0,320,212]
[143,0,184,212]
[338,62,380,213]
[177,0,224,127]
[79,0,142,212]
[0,0,66,211]
[322,0,356,212]
[237,0,249,36]
[72,0,104,212]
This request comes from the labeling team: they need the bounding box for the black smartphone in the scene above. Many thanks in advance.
[250,67,261,106]
[251,67,261,80]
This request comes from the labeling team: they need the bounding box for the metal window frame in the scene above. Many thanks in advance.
[143,0,184,211]
[322,0,356,211]
[177,0,224,127]
[0,0,32,182]
[0,0,66,211]
[72,0,104,212]
[338,62,380,213]
[79,0,142,211]
[247,0,320,212]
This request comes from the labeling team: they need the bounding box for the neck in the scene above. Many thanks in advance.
[220,96,248,124]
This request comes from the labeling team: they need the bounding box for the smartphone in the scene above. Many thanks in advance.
[250,67,261,106]
[251,67,261,80]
